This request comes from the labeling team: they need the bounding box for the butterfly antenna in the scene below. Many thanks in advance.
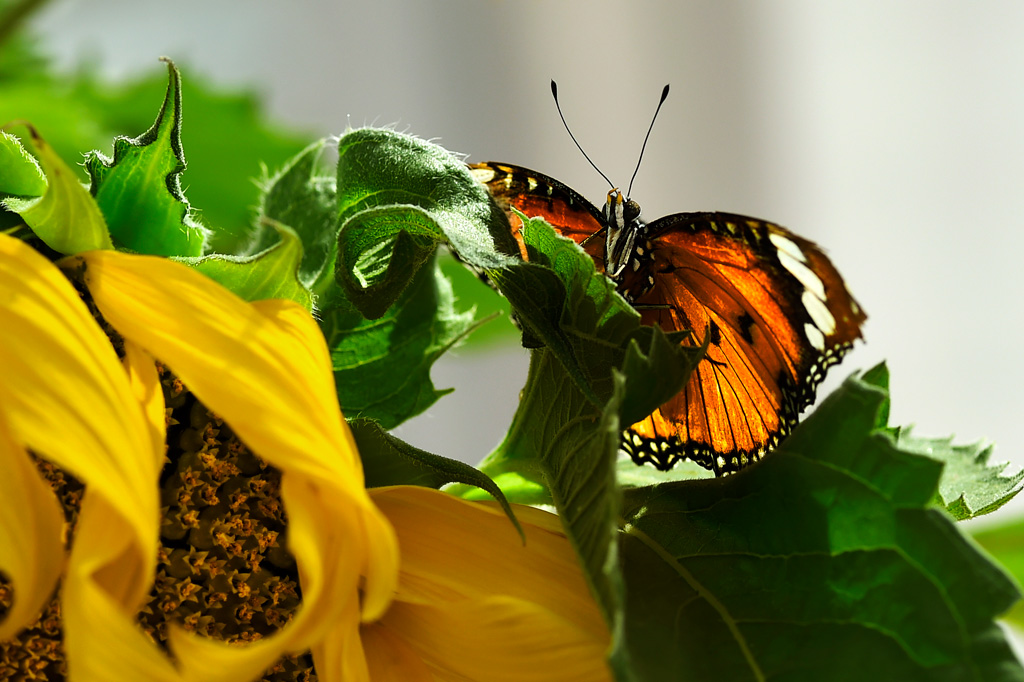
[551,80,614,189]
[626,84,670,199]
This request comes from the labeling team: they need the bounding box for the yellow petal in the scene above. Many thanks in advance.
[371,486,609,646]
[122,341,168,469]
[311,598,372,682]
[0,418,64,640]
[62,493,181,682]
[361,622,434,682]
[0,234,160,610]
[75,250,399,660]
[381,597,611,682]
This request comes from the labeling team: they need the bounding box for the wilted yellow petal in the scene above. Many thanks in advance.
[0,234,160,606]
[0,418,64,640]
[0,234,165,678]
[74,250,399,667]
[381,597,611,681]
[371,486,609,646]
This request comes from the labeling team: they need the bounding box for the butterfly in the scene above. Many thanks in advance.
[469,86,864,475]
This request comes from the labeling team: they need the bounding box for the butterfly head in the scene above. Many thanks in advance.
[602,188,644,278]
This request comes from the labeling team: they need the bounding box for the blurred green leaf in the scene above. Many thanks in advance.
[83,59,206,257]
[972,518,1024,629]
[438,249,517,346]
[618,373,1023,681]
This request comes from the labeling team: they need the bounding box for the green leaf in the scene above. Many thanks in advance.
[489,215,703,414]
[333,127,518,318]
[465,218,704,680]
[861,361,892,428]
[2,123,111,254]
[1,49,310,256]
[437,249,517,347]
[349,418,523,540]
[323,250,476,429]
[618,373,1023,682]
[337,203,446,319]
[83,58,206,257]
[0,129,45,196]
[897,430,1024,520]
[469,347,627,657]
[183,219,311,308]
[253,139,337,288]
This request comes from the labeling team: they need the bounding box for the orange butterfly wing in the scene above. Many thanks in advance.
[470,163,865,475]
[469,163,607,264]
[619,213,865,473]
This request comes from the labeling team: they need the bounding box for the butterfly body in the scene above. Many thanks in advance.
[470,162,865,475]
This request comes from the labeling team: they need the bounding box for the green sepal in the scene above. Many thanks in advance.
[349,418,523,540]
[616,373,1024,682]
[2,124,112,254]
[83,58,207,257]
[182,219,311,308]
[0,130,46,196]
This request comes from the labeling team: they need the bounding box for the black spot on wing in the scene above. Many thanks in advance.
[737,311,756,344]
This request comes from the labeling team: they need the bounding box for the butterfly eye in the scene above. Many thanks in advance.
[623,200,642,225]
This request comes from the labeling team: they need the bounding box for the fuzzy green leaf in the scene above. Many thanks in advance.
[184,219,311,307]
[83,58,206,257]
[333,127,518,319]
[2,124,111,254]
[617,373,1023,682]
[897,431,1024,520]
[322,250,477,429]
[253,139,337,287]
[861,362,1023,520]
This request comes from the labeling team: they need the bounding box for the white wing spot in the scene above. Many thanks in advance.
[769,233,806,263]
[804,322,826,351]
[527,177,538,192]
[776,249,826,301]
[802,289,837,336]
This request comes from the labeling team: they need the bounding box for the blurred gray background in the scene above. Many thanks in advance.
[31,2,1024,522]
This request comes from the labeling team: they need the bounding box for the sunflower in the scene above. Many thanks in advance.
[0,234,610,681]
